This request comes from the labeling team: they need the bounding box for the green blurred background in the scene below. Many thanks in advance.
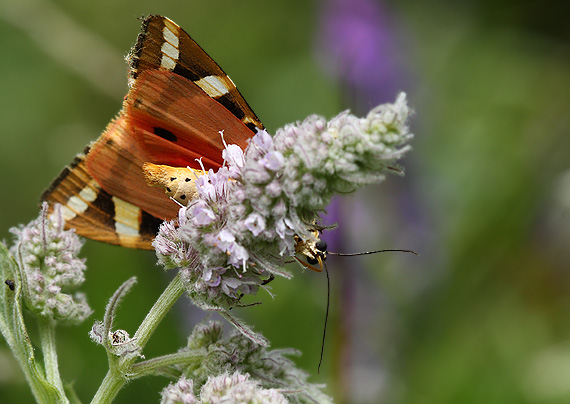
[1,0,570,403]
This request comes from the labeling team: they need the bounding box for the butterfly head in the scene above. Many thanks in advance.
[142,163,206,206]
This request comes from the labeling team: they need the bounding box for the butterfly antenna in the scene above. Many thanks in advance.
[327,249,418,257]
[318,262,331,373]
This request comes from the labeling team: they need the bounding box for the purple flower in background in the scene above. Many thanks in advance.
[317,0,410,255]
[316,0,408,110]
[316,1,416,402]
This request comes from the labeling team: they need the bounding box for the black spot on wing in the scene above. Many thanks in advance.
[91,188,116,229]
[246,122,261,133]
[173,64,201,82]
[214,94,260,135]
[153,127,177,142]
[139,210,163,239]
[216,94,245,120]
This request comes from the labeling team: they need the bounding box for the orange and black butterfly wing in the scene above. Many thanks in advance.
[40,143,163,249]
[42,15,261,249]
[128,15,264,135]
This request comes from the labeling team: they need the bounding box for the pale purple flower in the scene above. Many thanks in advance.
[244,213,266,236]
[154,96,413,335]
[202,268,222,287]
[222,144,245,178]
[212,229,236,251]
[200,371,288,404]
[226,243,249,270]
[9,203,91,323]
[192,200,216,227]
[161,376,197,404]
[260,151,285,171]
[251,129,273,152]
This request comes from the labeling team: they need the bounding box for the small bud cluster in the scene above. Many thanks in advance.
[89,321,142,359]
[154,94,413,311]
[167,321,332,404]
[9,203,91,323]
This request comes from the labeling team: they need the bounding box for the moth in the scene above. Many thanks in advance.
[42,15,263,249]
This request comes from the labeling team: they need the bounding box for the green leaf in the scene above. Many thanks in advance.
[0,241,69,403]
[0,241,33,361]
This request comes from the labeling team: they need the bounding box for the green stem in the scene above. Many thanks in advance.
[90,370,124,404]
[130,350,203,379]
[132,272,185,348]
[90,272,185,404]
[38,317,69,404]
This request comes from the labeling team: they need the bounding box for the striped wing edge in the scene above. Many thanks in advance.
[128,15,264,133]
[41,150,162,249]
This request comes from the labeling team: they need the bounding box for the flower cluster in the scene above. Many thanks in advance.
[161,376,196,404]
[162,321,331,404]
[9,202,91,323]
[161,372,287,404]
[154,94,413,311]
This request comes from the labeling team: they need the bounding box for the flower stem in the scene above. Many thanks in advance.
[132,272,185,348]
[130,350,203,379]
[90,272,185,404]
[38,317,69,404]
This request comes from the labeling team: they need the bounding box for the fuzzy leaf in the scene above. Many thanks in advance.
[0,242,67,403]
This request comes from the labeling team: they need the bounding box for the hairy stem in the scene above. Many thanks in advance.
[130,350,203,379]
[90,272,185,404]
[38,317,69,404]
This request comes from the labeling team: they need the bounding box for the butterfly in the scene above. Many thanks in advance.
[41,15,263,249]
